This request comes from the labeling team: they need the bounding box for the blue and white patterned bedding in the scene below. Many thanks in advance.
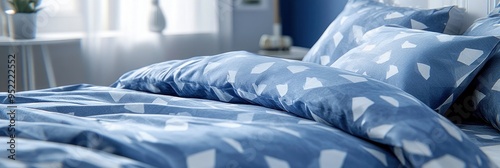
[0,52,498,167]
[459,124,500,166]
[0,52,494,168]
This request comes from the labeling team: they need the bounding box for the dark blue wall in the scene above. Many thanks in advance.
[281,0,348,48]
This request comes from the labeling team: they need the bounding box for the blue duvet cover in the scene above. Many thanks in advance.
[0,51,496,168]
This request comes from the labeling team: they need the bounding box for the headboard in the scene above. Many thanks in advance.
[381,0,500,32]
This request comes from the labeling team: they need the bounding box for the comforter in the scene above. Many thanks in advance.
[0,51,495,168]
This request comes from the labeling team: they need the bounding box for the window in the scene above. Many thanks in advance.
[36,0,218,35]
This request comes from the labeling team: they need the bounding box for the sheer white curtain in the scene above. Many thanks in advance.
[78,0,219,85]
[117,0,218,35]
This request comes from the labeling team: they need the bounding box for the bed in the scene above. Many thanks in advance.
[2,0,500,167]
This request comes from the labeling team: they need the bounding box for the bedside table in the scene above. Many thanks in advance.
[258,46,309,60]
[0,33,81,90]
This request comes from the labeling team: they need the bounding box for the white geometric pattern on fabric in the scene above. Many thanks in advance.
[438,119,463,141]
[401,41,417,48]
[437,95,454,111]
[266,110,292,117]
[319,149,347,168]
[385,12,404,20]
[236,113,254,123]
[386,65,399,79]
[473,90,486,108]
[174,78,185,91]
[265,156,290,168]
[394,32,413,40]
[352,97,374,122]
[211,87,234,102]
[227,71,237,84]
[417,63,431,80]
[411,19,428,30]
[363,44,376,51]
[393,147,406,166]
[493,79,500,91]
[320,56,331,66]
[333,32,344,47]
[311,111,333,126]
[109,91,126,102]
[340,16,349,25]
[457,48,483,66]
[455,73,469,87]
[476,134,498,140]
[374,51,392,64]
[368,124,394,139]
[222,138,244,153]
[436,35,454,42]
[251,62,275,74]
[146,83,161,93]
[152,98,168,104]
[124,103,145,113]
[297,119,317,125]
[236,89,257,100]
[380,96,399,107]
[340,75,368,83]
[287,66,309,74]
[422,155,465,168]
[304,77,323,90]
[362,147,388,166]
[187,149,216,168]
[276,84,288,97]
[252,84,267,96]
[353,25,365,43]
[402,140,432,156]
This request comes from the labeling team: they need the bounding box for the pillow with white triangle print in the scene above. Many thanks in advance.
[450,10,500,131]
[330,25,500,114]
[302,0,464,66]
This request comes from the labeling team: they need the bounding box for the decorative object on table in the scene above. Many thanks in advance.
[0,0,9,36]
[6,0,42,39]
[259,0,292,51]
[149,0,167,33]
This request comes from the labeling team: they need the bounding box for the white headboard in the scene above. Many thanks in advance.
[381,0,500,32]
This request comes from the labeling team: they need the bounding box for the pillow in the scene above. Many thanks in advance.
[490,3,500,15]
[112,51,493,167]
[302,0,464,65]
[451,12,500,131]
[330,25,500,114]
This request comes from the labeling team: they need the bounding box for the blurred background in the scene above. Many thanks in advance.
[0,0,347,91]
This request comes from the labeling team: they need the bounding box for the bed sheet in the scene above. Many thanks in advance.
[1,51,498,167]
[459,124,500,166]
[0,84,400,167]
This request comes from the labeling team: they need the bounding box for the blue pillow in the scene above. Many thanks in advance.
[330,26,500,114]
[452,12,500,131]
[490,3,500,15]
[113,51,493,167]
[302,0,464,65]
